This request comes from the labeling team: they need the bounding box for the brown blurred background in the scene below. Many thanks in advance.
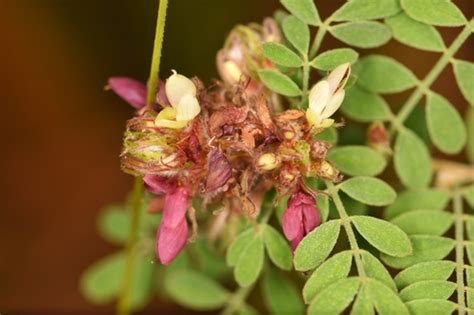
[0,0,471,314]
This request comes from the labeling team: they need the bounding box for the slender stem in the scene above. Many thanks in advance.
[146,0,169,106]
[326,181,366,277]
[117,177,144,315]
[309,18,331,59]
[454,187,466,315]
[302,57,310,104]
[221,285,254,315]
[392,20,472,133]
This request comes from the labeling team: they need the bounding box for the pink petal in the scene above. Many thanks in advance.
[290,228,304,251]
[108,77,146,109]
[205,148,232,192]
[156,219,188,265]
[162,187,189,228]
[302,204,320,235]
[143,175,176,195]
[282,202,303,241]
[155,79,170,107]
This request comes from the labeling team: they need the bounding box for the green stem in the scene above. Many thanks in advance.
[221,285,254,315]
[146,0,169,106]
[117,177,144,315]
[309,18,331,59]
[326,181,366,277]
[302,57,310,104]
[454,187,466,315]
[392,20,472,133]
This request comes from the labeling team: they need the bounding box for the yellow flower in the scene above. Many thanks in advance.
[306,63,350,129]
[155,71,201,129]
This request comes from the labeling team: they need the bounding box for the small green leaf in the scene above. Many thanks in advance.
[226,228,253,267]
[341,85,392,122]
[262,42,303,67]
[317,194,330,223]
[357,55,417,94]
[294,220,341,271]
[385,189,450,220]
[351,285,374,315]
[97,205,130,244]
[328,146,387,177]
[329,21,391,49]
[394,129,432,189]
[194,238,229,279]
[165,269,229,310]
[426,92,466,154]
[453,60,474,106]
[303,250,353,303]
[234,233,264,287]
[385,13,444,52]
[308,277,361,315]
[258,69,301,97]
[401,0,466,27]
[466,216,474,240]
[466,243,474,266]
[399,280,456,301]
[391,210,454,236]
[406,299,457,315]
[381,235,454,269]
[340,177,396,206]
[394,261,455,289]
[282,16,310,54]
[366,280,409,315]
[467,108,474,163]
[351,216,412,257]
[263,225,293,270]
[262,268,304,315]
[314,126,338,144]
[361,251,397,292]
[238,305,259,315]
[463,185,474,208]
[333,0,401,21]
[311,48,359,71]
[280,0,320,25]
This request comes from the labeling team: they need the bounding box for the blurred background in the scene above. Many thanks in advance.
[0,0,471,314]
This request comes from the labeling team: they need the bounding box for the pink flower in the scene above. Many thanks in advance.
[282,191,320,251]
[107,77,147,109]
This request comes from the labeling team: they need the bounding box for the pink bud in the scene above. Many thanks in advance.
[282,191,320,250]
[205,148,232,192]
[143,175,177,195]
[162,187,189,228]
[156,218,188,265]
[107,77,146,109]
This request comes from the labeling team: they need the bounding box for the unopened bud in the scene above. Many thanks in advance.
[256,153,280,171]
[367,122,391,156]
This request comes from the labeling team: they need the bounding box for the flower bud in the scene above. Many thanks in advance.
[367,122,391,155]
[256,153,280,172]
[317,161,340,181]
[143,175,176,195]
[107,77,147,109]
[205,148,233,192]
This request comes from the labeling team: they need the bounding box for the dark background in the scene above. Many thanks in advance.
[0,0,471,313]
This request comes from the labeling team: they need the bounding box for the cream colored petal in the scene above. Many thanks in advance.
[165,71,196,107]
[320,118,335,129]
[308,80,331,115]
[327,63,350,95]
[305,108,322,127]
[155,107,188,129]
[175,94,201,122]
[321,90,345,119]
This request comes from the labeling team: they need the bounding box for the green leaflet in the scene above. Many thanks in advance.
[258,70,301,96]
[351,216,412,257]
[401,0,466,27]
[391,210,454,236]
[294,220,341,271]
[406,299,457,315]
[262,42,303,67]
[317,194,330,223]
[453,60,474,106]
[426,92,466,154]
[385,12,444,52]
[361,251,397,292]
[357,55,417,94]
[394,261,455,289]
[234,232,265,287]
[282,15,310,54]
[308,277,361,315]
[384,189,450,220]
[467,108,474,163]
[464,185,474,209]
[399,280,456,301]
[366,279,409,315]
[339,177,396,206]
[381,235,454,269]
[193,238,229,280]
[350,284,374,315]
[327,146,387,177]
[97,205,130,244]
[329,21,391,49]
[164,269,229,310]
[263,225,293,270]
[341,85,392,122]
[303,250,353,303]
[261,268,304,315]
[333,0,401,21]
[280,0,320,25]
[311,48,359,71]
[226,228,254,267]
[466,243,474,266]
[394,129,432,189]
[466,216,474,240]
[314,126,338,144]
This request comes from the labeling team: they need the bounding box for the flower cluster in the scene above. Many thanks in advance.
[108,19,348,264]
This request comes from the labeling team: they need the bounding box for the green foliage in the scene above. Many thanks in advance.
[310,48,358,71]
[234,231,265,287]
[262,42,303,67]
[406,299,457,315]
[262,268,304,315]
[332,0,401,21]
[361,251,397,292]
[339,177,396,206]
[399,280,456,301]
[327,146,387,176]
[453,59,474,106]
[329,21,391,48]
[401,0,466,27]
[282,16,310,54]
[394,261,455,289]
[307,277,360,314]
[366,280,409,314]
[280,0,320,25]
[263,225,293,270]
[97,205,130,244]
[341,85,392,122]
[467,108,474,163]
[226,228,254,267]
[258,69,301,96]
[391,210,454,236]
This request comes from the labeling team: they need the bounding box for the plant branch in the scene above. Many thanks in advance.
[326,181,366,277]
[302,56,310,105]
[309,18,331,59]
[454,186,467,315]
[391,20,472,134]
[117,177,144,315]
[221,285,254,315]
